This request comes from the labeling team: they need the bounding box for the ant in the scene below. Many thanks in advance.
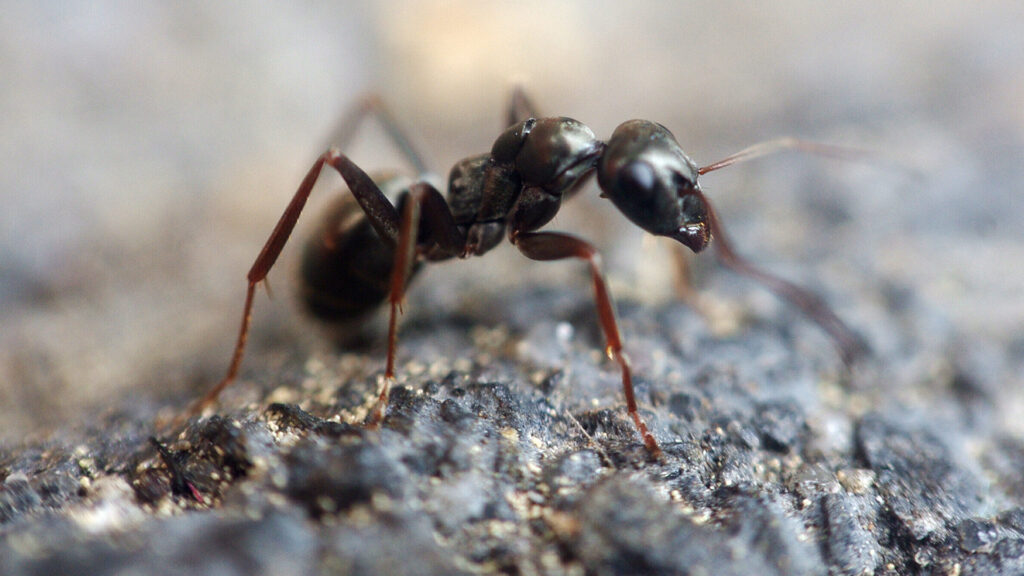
[182,87,868,457]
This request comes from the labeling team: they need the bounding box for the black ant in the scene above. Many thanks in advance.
[183,88,868,457]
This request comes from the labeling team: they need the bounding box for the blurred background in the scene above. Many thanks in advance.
[2,1,1021,442]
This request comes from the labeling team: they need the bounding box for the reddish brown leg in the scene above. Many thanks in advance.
[506,84,541,126]
[513,231,663,457]
[365,193,418,427]
[324,94,429,175]
[667,239,703,307]
[178,149,404,425]
[366,183,465,426]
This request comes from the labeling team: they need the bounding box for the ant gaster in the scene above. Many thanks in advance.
[184,88,868,457]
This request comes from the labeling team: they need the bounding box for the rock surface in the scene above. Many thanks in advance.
[4,275,1024,575]
[3,3,1023,575]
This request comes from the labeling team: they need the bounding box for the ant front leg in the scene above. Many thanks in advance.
[179,150,403,426]
[512,231,662,458]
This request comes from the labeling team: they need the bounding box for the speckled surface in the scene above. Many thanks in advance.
[2,3,1023,575]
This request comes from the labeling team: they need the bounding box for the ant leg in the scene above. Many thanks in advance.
[666,239,706,310]
[665,239,746,337]
[411,183,467,261]
[697,190,870,365]
[366,191,420,427]
[366,183,465,426]
[325,95,430,175]
[180,150,403,425]
[505,84,542,126]
[512,231,662,457]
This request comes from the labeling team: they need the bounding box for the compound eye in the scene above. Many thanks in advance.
[606,160,682,236]
[616,161,657,199]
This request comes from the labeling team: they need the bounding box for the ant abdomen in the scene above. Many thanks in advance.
[299,180,422,325]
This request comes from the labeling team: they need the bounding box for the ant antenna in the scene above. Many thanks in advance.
[694,137,884,365]
[698,136,923,182]
[699,138,874,175]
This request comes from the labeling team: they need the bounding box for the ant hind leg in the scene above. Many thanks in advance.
[324,94,430,176]
[176,150,405,428]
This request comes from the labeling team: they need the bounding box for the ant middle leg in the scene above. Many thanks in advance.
[512,231,662,457]
[366,183,464,426]
[505,84,542,126]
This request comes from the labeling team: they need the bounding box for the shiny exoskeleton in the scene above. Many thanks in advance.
[185,90,868,457]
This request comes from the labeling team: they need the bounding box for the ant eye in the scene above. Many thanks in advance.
[603,160,679,235]
[617,161,656,197]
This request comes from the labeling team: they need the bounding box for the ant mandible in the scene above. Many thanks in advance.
[184,87,868,457]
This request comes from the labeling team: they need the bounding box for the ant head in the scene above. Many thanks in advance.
[597,120,710,253]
